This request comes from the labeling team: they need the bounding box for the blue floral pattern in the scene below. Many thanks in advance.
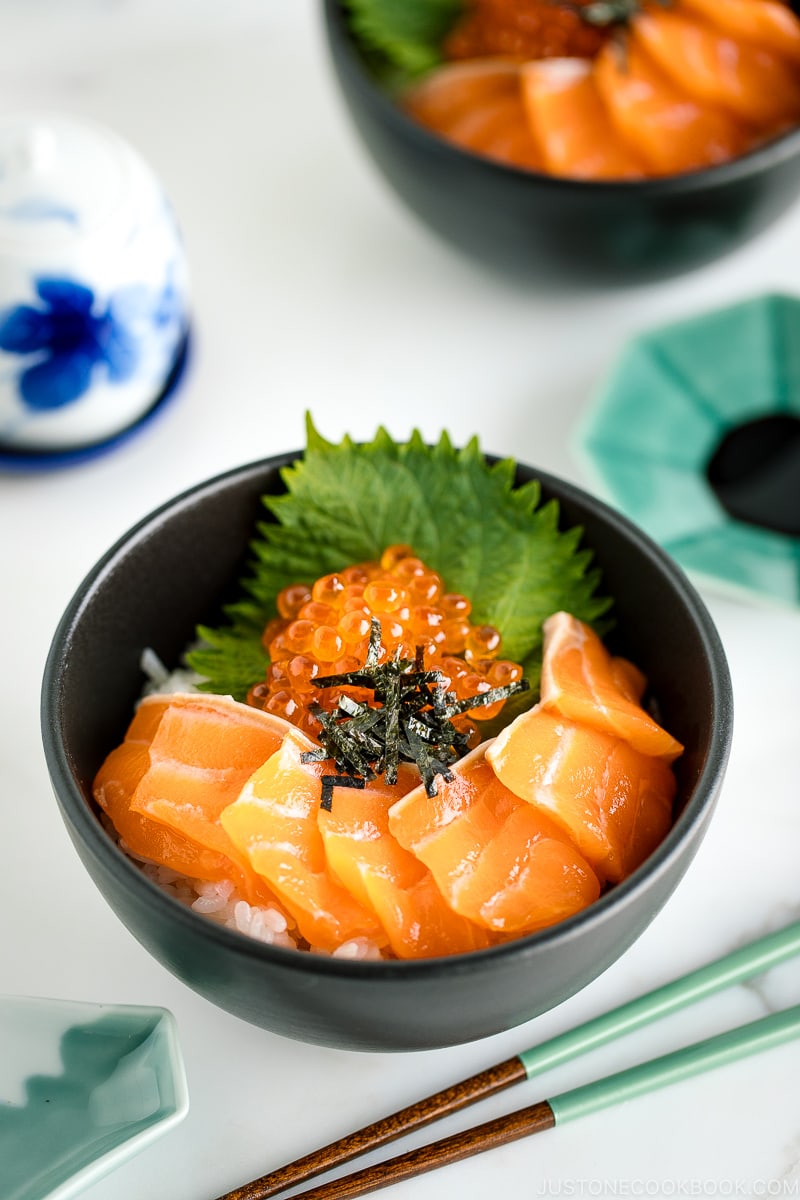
[0,277,142,411]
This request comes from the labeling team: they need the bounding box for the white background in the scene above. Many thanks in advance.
[1,3,799,1198]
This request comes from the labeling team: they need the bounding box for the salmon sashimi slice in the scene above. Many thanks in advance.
[364,870,494,957]
[93,693,290,902]
[485,706,676,883]
[539,612,684,762]
[442,94,525,146]
[446,98,543,168]
[476,116,545,171]
[593,38,753,174]
[632,9,800,128]
[125,693,288,871]
[388,744,600,935]
[679,0,800,66]
[611,655,647,705]
[95,736,236,883]
[220,728,386,952]
[318,765,492,959]
[402,58,543,170]
[402,57,519,130]
[521,58,646,180]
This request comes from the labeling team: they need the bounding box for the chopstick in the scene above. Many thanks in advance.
[213,919,800,1200]
[263,1006,800,1200]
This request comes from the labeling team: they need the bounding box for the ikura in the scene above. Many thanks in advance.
[443,0,609,62]
[247,545,524,740]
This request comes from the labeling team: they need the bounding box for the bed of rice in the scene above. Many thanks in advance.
[106,649,385,961]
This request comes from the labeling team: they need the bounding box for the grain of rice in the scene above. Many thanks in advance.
[191,893,231,915]
[139,646,204,697]
[331,937,383,961]
[230,899,299,947]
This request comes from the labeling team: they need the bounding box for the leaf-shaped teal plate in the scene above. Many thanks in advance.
[577,293,800,607]
[0,996,189,1200]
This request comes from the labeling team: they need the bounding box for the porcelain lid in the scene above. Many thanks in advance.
[0,113,136,251]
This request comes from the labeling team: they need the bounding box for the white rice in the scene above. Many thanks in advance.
[132,852,384,957]
[330,937,384,961]
[139,646,203,697]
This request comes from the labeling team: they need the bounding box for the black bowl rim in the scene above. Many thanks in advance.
[323,0,800,195]
[42,449,733,981]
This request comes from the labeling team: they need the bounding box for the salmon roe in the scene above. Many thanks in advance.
[247,545,524,740]
[443,0,608,62]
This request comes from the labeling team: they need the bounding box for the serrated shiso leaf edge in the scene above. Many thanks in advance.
[187,415,613,706]
[343,0,463,80]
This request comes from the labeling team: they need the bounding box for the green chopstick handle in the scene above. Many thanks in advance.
[549,1004,800,1124]
[519,919,800,1079]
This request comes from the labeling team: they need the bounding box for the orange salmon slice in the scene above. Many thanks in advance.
[485,706,676,883]
[446,96,543,168]
[633,10,800,128]
[93,693,291,902]
[594,38,753,174]
[402,57,519,129]
[611,655,647,704]
[539,612,684,762]
[95,736,234,883]
[679,0,800,65]
[521,58,646,180]
[388,744,600,935]
[220,728,385,952]
[319,766,492,959]
[402,58,542,170]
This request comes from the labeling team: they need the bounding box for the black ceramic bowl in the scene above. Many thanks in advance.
[42,451,732,1051]
[322,0,800,285]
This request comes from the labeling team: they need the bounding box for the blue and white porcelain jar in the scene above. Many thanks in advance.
[0,113,189,455]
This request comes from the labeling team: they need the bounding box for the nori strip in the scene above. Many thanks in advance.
[444,681,530,717]
[320,774,366,813]
[305,619,528,805]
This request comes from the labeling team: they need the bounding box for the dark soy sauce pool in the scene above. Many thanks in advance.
[706,413,800,538]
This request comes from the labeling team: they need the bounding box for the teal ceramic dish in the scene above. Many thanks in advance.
[0,996,189,1200]
[578,294,800,607]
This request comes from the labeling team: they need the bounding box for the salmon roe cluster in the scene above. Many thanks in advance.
[247,545,524,742]
[443,0,608,62]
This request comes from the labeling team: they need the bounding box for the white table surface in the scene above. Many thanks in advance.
[2,3,799,1198]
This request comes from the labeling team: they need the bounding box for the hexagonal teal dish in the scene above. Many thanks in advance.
[578,294,800,607]
[0,997,189,1200]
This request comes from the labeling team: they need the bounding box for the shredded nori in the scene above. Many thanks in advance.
[301,619,528,805]
[320,774,366,813]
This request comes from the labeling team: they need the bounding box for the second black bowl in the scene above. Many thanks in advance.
[323,0,800,285]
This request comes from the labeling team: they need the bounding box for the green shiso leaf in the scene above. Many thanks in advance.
[187,416,613,706]
[343,0,462,79]
[190,623,269,702]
